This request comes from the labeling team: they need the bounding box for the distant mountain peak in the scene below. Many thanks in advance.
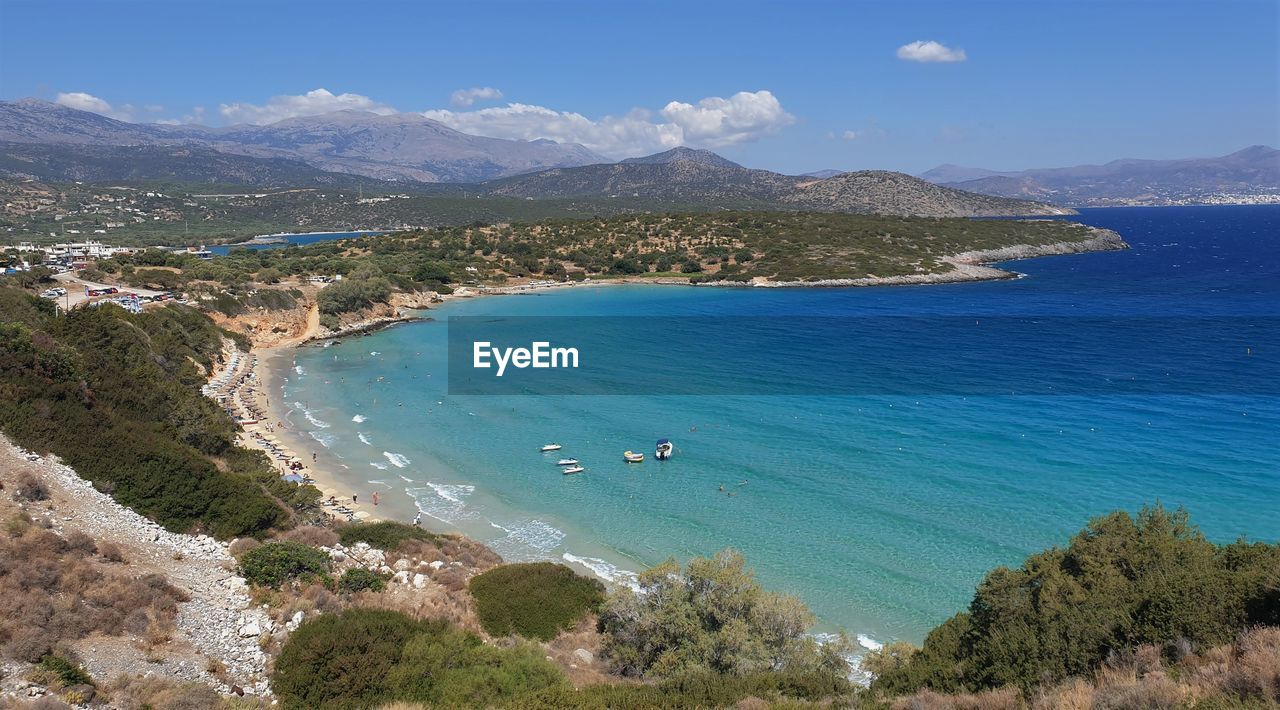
[621,147,742,169]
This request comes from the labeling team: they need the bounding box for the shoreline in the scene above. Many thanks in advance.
[236,228,1128,528]
[213,227,1131,609]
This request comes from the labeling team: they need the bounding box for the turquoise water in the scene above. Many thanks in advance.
[278,206,1279,648]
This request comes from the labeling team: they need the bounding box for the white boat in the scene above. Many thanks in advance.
[656,438,673,460]
[623,450,644,463]
[540,444,562,452]
[556,458,579,466]
[562,465,586,475]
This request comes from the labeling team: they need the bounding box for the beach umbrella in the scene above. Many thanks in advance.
[282,473,305,484]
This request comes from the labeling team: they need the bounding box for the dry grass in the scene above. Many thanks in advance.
[0,523,188,662]
[227,537,260,558]
[278,525,338,548]
[889,627,1280,710]
[1029,627,1280,709]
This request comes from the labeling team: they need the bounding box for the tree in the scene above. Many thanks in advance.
[872,505,1280,695]
[598,549,851,678]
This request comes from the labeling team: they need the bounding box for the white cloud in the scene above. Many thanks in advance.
[840,130,861,140]
[218,88,396,125]
[660,90,794,147]
[896,40,967,63]
[55,92,134,121]
[155,106,207,126]
[450,87,504,107]
[424,90,793,158]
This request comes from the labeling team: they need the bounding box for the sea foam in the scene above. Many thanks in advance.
[562,552,641,593]
[383,451,411,468]
[358,432,373,446]
[352,414,367,423]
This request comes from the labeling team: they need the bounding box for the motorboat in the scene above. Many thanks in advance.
[562,465,586,475]
[540,444,562,452]
[556,458,579,466]
[656,438,673,460]
[623,450,644,463]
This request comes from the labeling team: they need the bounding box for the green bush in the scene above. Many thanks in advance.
[337,521,437,551]
[339,567,387,593]
[39,654,93,688]
[272,608,566,710]
[872,505,1280,695]
[238,541,329,588]
[468,562,605,641]
[598,549,852,678]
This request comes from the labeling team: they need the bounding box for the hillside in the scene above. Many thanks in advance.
[784,170,1076,217]
[485,151,1071,217]
[925,145,1280,206]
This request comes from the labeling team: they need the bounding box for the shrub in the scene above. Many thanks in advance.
[12,472,49,502]
[272,608,565,710]
[339,568,387,593]
[468,563,604,641]
[39,654,93,688]
[873,505,1280,695]
[338,521,437,551]
[228,537,261,558]
[238,541,330,588]
[280,525,339,548]
[106,673,222,710]
[598,549,852,678]
[97,540,126,563]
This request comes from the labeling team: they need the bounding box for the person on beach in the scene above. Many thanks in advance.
[372,492,380,506]
[413,512,421,526]
[353,494,358,504]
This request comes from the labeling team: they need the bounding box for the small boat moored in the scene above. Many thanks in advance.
[623,450,645,463]
[556,458,579,466]
[562,465,586,475]
[540,444,563,452]
[656,438,673,460]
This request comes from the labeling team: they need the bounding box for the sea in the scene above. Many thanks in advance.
[209,231,381,255]
[276,205,1279,651]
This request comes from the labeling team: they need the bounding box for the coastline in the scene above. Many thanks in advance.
[237,227,1128,532]
[204,224,1133,613]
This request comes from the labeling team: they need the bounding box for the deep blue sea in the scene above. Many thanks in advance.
[278,205,1279,650]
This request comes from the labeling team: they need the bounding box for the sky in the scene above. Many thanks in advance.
[0,0,1276,175]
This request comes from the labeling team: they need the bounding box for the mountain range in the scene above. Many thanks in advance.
[0,100,1071,218]
[920,146,1279,206]
[0,98,603,183]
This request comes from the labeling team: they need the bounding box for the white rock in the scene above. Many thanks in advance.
[394,559,411,572]
[428,560,445,570]
[412,573,428,589]
[392,571,410,585]
[573,648,594,665]
[237,621,261,638]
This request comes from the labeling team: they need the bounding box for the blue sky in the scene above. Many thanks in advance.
[1,0,1276,174]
